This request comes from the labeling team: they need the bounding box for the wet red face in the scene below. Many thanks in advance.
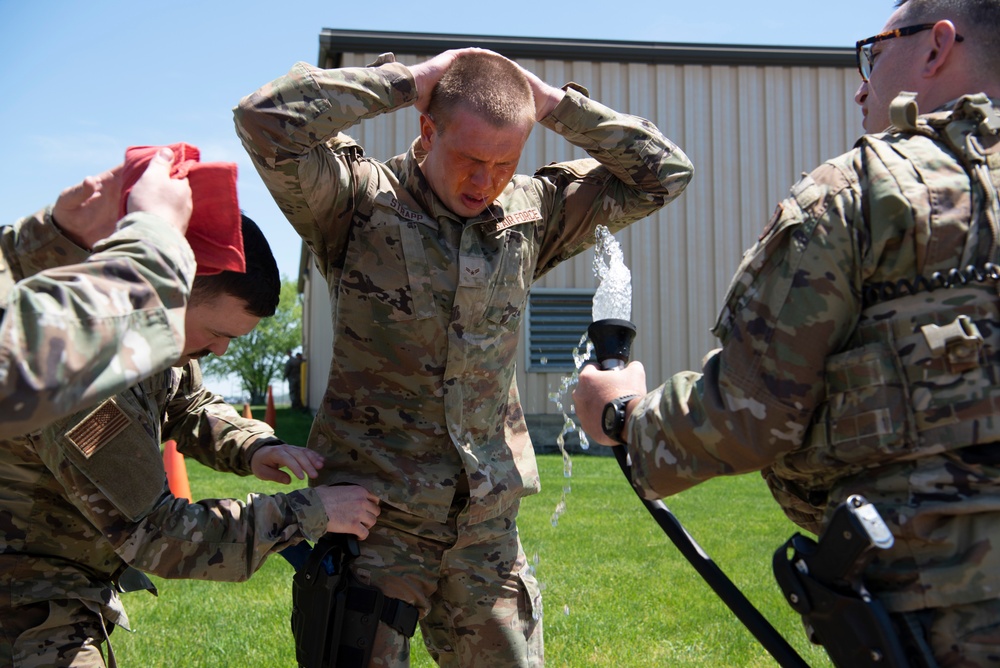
[418,107,532,218]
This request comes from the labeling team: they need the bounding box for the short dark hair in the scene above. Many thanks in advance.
[895,0,1000,70]
[190,213,280,317]
[427,51,535,133]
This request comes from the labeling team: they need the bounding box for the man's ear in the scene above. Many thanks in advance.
[923,19,961,77]
[418,114,437,152]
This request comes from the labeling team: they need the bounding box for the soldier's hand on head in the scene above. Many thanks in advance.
[409,47,497,114]
[127,147,192,235]
[52,163,126,250]
[515,64,565,121]
[315,484,381,539]
[251,443,326,484]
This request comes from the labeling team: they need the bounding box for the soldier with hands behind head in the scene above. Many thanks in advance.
[236,46,692,666]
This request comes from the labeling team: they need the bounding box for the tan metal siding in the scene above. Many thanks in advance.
[302,53,864,415]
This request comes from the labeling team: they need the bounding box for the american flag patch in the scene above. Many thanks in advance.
[66,399,131,458]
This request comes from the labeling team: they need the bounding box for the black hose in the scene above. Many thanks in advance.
[613,446,810,668]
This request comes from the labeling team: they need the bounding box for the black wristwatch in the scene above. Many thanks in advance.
[601,394,639,443]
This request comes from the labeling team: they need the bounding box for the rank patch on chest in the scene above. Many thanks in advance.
[493,208,541,232]
[65,398,131,458]
[460,256,489,287]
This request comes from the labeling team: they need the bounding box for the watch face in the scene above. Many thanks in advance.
[602,403,619,435]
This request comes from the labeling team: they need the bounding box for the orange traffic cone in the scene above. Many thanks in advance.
[242,402,253,419]
[163,439,192,502]
[264,384,276,428]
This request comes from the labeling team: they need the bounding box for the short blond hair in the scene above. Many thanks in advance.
[427,52,535,133]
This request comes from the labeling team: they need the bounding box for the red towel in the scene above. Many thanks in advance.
[119,143,245,275]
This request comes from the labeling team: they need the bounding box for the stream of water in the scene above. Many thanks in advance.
[532,225,633,619]
[591,225,633,323]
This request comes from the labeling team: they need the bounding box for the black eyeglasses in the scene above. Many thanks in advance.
[855,23,965,81]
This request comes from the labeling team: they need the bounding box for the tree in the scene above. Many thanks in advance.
[201,278,302,404]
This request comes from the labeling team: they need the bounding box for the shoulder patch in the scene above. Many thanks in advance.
[789,173,821,208]
[760,203,784,242]
[494,208,542,233]
[66,398,132,458]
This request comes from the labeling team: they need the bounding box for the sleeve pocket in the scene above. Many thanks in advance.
[57,396,167,521]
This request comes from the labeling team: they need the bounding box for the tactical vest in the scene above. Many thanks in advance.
[766,93,1000,532]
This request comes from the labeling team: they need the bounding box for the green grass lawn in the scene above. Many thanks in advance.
[114,407,832,667]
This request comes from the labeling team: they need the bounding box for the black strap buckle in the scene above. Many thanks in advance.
[380,597,419,637]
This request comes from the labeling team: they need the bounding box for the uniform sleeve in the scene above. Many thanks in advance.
[1,206,91,278]
[233,59,417,271]
[161,362,283,474]
[40,438,328,582]
[532,85,694,276]
[115,487,329,581]
[126,368,332,579]
[0,211,196,439]
[625,155,865,498]
[34,391,330,583]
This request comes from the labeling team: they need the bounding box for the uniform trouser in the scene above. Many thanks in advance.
[899,599,1000,667]
[350,484,544,667]
[0,597,110,668]
[830,446,1000,668]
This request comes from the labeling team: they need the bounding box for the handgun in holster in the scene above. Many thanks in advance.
[288,533,419,668]
[773,494,938,668]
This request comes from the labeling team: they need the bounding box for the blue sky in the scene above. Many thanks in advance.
[0,0,891,283]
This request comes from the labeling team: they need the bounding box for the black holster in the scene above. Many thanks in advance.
[290,533,419,668]
[773,495,937,668]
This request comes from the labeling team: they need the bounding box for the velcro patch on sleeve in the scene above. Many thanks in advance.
[66,399,132,458]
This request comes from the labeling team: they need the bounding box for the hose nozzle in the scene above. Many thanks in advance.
[587,318,637,370]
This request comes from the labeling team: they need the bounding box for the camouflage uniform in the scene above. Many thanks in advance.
[235,55,692,666]
[284,353,303,409]
[626,93,1000,665]
[0,208,196,439]
[0,211,331,667]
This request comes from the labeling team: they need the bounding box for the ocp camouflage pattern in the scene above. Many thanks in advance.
[234,56,693,525]
[0,210,330,637]
[626,93,1000,613]
[0,358,330,632]
[0,208,196,438]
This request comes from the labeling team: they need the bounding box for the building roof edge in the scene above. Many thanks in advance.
[318,28,856,68]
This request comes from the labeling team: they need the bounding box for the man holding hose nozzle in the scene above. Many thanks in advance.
[575,1,1000,665]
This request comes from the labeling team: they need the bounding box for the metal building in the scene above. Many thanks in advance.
[297,29,863,446]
